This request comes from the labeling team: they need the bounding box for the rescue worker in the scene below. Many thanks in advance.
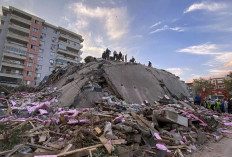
[118,52,122,61]
[102,51,106,60]
[215,100,221,113]
[130,56,135,63]
[105,48,111,60]
[224,99,229,113]
[113,51,118,61]
[194,94,201,105]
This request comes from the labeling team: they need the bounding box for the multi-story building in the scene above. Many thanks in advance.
[209,77,226,99]
[209,77,225,90]
[0,6,83,87]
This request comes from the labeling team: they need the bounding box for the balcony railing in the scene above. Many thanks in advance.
[0,71,23,75]
[59,33,81,44]
[10,14,31,25]
[7,32,29,42]
[9,24,30,34]
[2,60,25,67]
[0,15,6,21]
[59,41,82,50]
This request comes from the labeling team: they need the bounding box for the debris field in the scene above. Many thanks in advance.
[0,60,232,157]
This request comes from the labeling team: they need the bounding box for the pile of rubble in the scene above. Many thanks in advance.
[0,87,232,157]
[0,60,231,156]
[37,60,190,108]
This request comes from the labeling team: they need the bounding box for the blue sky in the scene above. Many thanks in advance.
[1,0,232,82]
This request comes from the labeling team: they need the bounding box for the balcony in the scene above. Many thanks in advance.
[56,55,78,64]
[58,41,83,51]
[3,51,26,60]
[9,24,30,34]
[0,71,23,79]
[10,14,31,25]
[7,32,29,43]
[57,48,81,57]
[1,61,24,69]
[59,33,81,44]
[0,81,20,87]
[0,15,6,21]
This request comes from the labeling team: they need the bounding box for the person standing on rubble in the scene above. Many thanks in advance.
[113,51,118,61]
[105,48,111,60]
[102,51,106,60]
[130,56,135,63]
[118,51,122,61]
[148,61,152,67]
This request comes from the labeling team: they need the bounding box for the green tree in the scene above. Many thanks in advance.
[224,72,232,92]
[192,78,214,96]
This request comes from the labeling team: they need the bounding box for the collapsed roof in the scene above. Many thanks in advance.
[40,60,190,108]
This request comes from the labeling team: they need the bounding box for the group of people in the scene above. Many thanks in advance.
[194,94,232,113]
[102,48,128,62]
[102,48,152,66]
[203,98,232,113]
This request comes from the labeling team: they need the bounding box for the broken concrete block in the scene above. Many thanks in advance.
[153,110,188,127]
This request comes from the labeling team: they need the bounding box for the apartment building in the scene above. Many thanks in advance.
[0,6,83,87]
[209,77,225,90]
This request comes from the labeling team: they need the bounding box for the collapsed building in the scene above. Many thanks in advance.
[39,59,190,108]
[1,58,232,157]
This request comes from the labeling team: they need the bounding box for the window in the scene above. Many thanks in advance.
[217,80,224,83]
[33,28,38,33]
[27,62,33,67]
[41,33,46,39]
[49,59,54,65]
[51,44,56,50]
[4,46,26,55]
[35,20,40,25]
[39,49,44,53]
[58,44,66,50]
[37,65,42,70]
[27,71,32,76]
[31,45,36,50]
[38,56,43,61]
[218,85,225,88]
[52,37,57,42]
[50,52,55,56]
[40,41,45,46]
[49,67,55,72]
[28,54,34,59]
[42,26,47,30]
[25,80,31,85]
[53,30,58,34]
[31,36,37,41]
[36,73,41,78]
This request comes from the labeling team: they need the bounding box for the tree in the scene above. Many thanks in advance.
[224,72,232,93]
[192,78,214,96]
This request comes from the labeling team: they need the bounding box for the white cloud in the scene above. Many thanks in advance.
[178,43,232,77]
[150,25,184,34]
[150,21,161,28]
[61,16,70,22]
[69,2,130,40]
[65,2,133,59]
[177,43,223,55]
[166,67,190,76]
[184,1,227,13]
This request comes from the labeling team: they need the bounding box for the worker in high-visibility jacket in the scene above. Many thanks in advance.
[207,99,211,110]
[215,100,221,113]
